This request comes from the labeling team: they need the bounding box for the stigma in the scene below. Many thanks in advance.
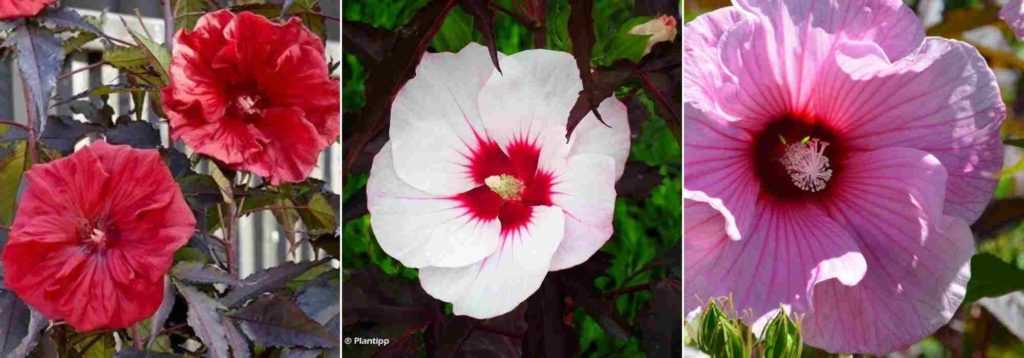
[485,174,525,200]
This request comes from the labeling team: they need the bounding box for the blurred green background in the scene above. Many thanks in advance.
[685,0,1024,356]
[343,0,681,356]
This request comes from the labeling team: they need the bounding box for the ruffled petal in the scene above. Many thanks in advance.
[419,205,565,319]
[367,144,502,268]
[684,6,747,110]
[803,147,970,354]
[815,38,1005,222]
[548,154,617,270]
[389,43,500,195]
[0,0,54,20]
[684,194,866,324]
[1001,0,1024,39]
[248,107,328,185]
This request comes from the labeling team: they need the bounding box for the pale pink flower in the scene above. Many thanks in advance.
[367,43,630,318]
[685,0,1004,354]
[1001,0,1024,38]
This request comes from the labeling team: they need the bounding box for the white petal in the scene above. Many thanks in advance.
[367,143,501,268]
[567,96,631,178]
[478,49,581,167]
[389,43,500,195]
[549,154,617,271]
[419,206,565,319]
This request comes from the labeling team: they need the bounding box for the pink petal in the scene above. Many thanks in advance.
[734,0,923,61]
[367,144,502,268]
[685,7,746,111]
[803,216,973,354]
[684,192,866,325]
[1001,0,1024,39]
[548,154,617,270]
[802,147,972,354]
[419,205,565,319]
[389,43,499,195]
[817,38,1005,222]
[684,103,760,236]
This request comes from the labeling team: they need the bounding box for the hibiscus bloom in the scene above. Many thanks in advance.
[2,141,195,332]
[367,43,630,318]
[685,0,1004,354]
[1001,0,1024,38]
[162,10,339,185]
[0,0,54,20]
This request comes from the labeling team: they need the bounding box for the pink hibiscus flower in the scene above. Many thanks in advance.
[1001,0,1024,38]
[367,43,630,318]
[685,0,1005,354]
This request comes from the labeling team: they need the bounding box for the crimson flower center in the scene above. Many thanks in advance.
[227,82,269,118]
[752,114,845,201]
[455,137,554,235]
[78,220,115,250]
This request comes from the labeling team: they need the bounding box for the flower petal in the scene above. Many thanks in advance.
[683,196,866,324]
[419,205,565,319]
[247,107,328,185]
[367,144,502,268]
[817,38,1005,222]
[1001,0,1024,39]
[685,6,746,110]
[683,103,760,236]
[389,43,500,195]
[802,216,973,354]
[567,96,631,178]
[734,0,923,61]
[802,147,971,354]
[477,49,581,164]
[548,154,617,271]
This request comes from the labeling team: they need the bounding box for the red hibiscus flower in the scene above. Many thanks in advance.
[0,0,54,20]
[2,141,195,332]
[162,10,340,185]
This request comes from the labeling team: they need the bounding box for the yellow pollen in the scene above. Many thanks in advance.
[485,174,525,200]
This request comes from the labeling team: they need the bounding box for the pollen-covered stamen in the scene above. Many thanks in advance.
[236,94,263,116]
[485,174,525,200]
[779,138,833,192]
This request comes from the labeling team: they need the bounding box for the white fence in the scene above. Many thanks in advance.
[1,6,341,278]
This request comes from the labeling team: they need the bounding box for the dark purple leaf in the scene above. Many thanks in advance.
[343,0,460,176]
[523,279,577,358]
[556,254,632,340]
[567,0,603,137]
[458,306,525,357]
[221,260,325,307]
[460,0,501,73]
[634,0,680,17]
[39,115,98,154]
[616,161,662,200]
[8,23,64,134]
[342,268,435,326]
[639,71,680,138]
[566,62,636,137]
[341,21,395,65]
[38,7,102,35]
[104,119,161,149]
[147,280,177,347]
[172,262,241,286]
[178,284,231,358]
[293,272,339,357]
[431,317,476,357]
[0,290,32,357]
[639,279,682,357]
[115,349,181,358]
[230,295,336,349]
[224,319,251,358]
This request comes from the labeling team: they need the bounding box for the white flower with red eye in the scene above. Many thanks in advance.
[367,43,630,318]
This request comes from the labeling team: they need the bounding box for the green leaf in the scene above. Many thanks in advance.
[126,29,171,84]
[175,0,211,32]
[964,253,1024,303]
[0,141,26,226]
[760,309,802,358]
[295,193,337,236]
[103,46,150,71]
[431,7,475,52]
[594,16,653,66]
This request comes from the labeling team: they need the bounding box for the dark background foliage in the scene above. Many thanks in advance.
[342,0,682,357]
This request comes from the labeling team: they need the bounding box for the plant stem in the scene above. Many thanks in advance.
[161,0,175,52]
[18,73,38,165]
